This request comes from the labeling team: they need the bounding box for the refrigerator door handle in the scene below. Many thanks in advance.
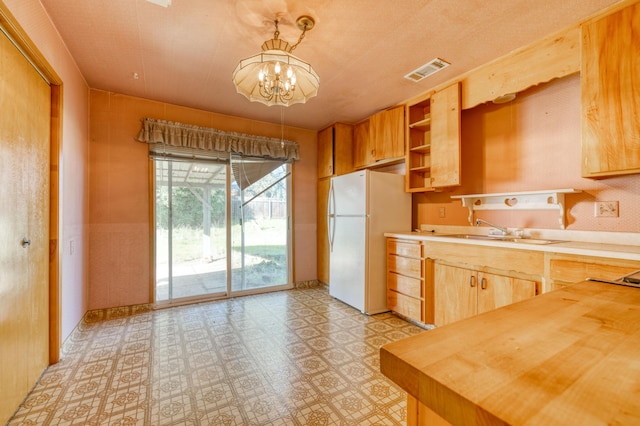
[328,180,336,253]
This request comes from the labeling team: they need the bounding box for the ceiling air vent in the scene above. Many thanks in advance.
[146,0,172,7]
[404,58,450,82]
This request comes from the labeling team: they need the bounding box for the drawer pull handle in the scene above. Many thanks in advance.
[470,276,476,287]
[481,277,487,290]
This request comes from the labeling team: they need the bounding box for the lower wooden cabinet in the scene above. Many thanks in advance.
[387,239,424,322]
[548,253,640,290]
[434,262,538,326]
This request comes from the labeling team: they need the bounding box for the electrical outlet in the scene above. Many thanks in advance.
[439,207,446,218]
[595,201,619,217]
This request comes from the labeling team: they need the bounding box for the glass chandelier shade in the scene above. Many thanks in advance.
[232,16,319,107]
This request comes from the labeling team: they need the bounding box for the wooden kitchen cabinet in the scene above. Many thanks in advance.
[317,122,353,179]
[405,82,461,192]
[353,105,405,169]
[548,253,640,291]
[433,262,537,326]
[317,178,331,284]
[352,119,373,169]
[354,106,405,169]
[387,239,425,322]
[581,2,640,178]
[371,105,405,163]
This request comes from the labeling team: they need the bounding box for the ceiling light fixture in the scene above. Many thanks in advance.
[232,16,319,107]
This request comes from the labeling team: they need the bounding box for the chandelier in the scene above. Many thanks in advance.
[232,16,319,107]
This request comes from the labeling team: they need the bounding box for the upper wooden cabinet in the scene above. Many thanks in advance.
[353,106,405,169]
[371,105,405,162]
[317,122,353,179]
[352,119,373,169]
[406,82,461,192]
[581,2,640,178]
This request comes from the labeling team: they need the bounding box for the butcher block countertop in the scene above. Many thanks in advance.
[380,280,640,425]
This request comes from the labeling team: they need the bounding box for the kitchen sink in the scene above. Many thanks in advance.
[443,234,565,245]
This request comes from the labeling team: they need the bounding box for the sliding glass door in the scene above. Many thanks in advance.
[230,156,292,294]
[154,160,228,302]
[154,156,292,304]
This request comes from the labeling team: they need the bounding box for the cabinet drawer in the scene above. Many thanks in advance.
[388,255,423,278]
[550,259,638,284]
[387,239,423,258]
[388,291,422,322]
[388,272,422,299]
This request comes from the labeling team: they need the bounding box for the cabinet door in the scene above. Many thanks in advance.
[477,272,537,315]
[434,263,477,326]
[317,178,331,283]
[317,126,334,179]
[430,82,461,188]
[372,106,405,161]
[333,123,354,175]
[582,3,640,177]
[353,119,373,169]
[317,123,353,178]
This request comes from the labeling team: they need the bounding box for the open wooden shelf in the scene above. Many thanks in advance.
[451,189,582,229]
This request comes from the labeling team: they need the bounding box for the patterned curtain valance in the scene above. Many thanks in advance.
[136,118,299,161]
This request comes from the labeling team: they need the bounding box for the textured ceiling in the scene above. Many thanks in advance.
[40,0,620,130]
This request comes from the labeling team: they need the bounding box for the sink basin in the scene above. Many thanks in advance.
[450,234,503,241]
[445,234,564,245]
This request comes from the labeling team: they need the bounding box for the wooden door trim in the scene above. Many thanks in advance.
[0,3,64,364]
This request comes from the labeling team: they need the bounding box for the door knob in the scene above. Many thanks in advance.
[21,237,31,248]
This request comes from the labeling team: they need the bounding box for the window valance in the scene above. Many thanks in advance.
[136,118,299,161]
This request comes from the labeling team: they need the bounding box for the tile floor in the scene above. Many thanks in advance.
[9,285,426,425]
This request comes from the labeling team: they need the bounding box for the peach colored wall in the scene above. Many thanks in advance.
[89,90,317,310]
[414,74,640,232]
[4,0,91,341]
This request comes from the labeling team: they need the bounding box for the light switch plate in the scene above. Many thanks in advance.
[595,201,619,217]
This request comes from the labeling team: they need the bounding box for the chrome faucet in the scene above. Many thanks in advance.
[475,218,508,236]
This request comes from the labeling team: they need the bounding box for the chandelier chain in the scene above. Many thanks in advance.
[290,23,309,52]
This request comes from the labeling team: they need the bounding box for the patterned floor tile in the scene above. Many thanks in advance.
[8,286,426,425]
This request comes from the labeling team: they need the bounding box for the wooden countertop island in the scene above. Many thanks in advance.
[380,280,640,425]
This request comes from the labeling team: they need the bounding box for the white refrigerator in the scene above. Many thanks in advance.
[328,170,411,314]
